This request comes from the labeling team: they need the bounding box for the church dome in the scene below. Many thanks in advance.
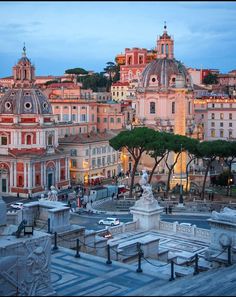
[0,45,52,115]
[140,58,192,89]
[0,88,52,115]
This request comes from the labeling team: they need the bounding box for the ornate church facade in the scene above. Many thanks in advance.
[135,25,196,188]
[0,47,70,197]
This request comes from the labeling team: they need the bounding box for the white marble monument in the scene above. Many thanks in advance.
[130,169,163,230]
[0,196,56,296]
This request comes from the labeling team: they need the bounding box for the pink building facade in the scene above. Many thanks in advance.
[0,47,70,197]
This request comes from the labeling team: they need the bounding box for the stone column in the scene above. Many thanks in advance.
[24,162,27,187]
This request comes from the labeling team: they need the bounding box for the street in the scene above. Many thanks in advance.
[69,212,211,230]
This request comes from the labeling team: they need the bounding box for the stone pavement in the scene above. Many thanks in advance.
[51,246,236,296]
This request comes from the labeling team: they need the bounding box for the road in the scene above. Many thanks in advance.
[3,195,211,230]
[70,212,211,231]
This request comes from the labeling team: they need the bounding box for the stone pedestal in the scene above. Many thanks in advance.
[207,207,236,263]
[130,199,163,230]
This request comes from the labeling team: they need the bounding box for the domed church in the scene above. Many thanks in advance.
[136,24,195,190]
[0,46,70,197]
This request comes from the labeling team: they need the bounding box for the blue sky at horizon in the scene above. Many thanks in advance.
[0,1,236,77]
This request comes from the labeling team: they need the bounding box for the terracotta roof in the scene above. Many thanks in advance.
[112,82,129,87]
[59,131,119,144]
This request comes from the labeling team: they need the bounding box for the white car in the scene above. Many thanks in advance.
[10,202,24,209]
[179,222,192,227]
[98,217,120,226]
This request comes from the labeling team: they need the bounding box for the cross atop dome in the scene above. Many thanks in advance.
[22,42,26,57]
[164,21,167,31]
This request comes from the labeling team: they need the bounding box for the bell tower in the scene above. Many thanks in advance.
[156,22,174,59]
[13,44,35,88]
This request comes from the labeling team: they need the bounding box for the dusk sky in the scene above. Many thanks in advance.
[1,1,236,77]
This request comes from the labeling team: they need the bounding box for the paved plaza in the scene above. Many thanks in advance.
[51,245,236,296]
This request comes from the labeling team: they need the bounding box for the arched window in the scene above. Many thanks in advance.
[110,117,114,123]
[161,44,164,54]
[48,135,53,146]
[26,135,32,145]
[139,56,143,64]
[150,102,156,114]
[166,44,169,55]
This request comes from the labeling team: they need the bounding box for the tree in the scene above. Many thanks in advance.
[109,127,156,198]
[184,138,200,192]
[203,72,218,85]
[163,134,190,197]
[103,62,120,91]
[146,131,168,183]
[65,67,88,75]
[198,140,229,199]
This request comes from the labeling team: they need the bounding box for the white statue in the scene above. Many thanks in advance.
[48,186,58,201]
[139,169,155,203]
[212,207,236,223]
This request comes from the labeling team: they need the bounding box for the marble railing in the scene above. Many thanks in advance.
[95,219,210,243]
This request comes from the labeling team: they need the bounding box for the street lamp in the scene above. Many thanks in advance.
[179,144,183,205]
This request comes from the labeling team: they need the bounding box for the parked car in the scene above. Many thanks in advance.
[98,217,120,226]
[179,222,192,227]
[10,202,24,209]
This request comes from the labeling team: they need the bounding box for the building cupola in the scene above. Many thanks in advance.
[12,44,36,88]
[156,22,174,59]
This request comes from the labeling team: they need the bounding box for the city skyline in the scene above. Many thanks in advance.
[0,1,236,77]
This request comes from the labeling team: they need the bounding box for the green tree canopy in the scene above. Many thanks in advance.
[109,127,156,197]
[198,140,229,199]
[65,67,88,75]
[203,72,218,85]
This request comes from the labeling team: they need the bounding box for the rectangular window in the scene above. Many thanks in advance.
[63,114,69,121]
[102,157,106,166]
[229,131,233,138]
[80,114,86,122]
[211,130,215,137]
[72,114,77,121]
[211,122,215,127]
[92,158,96,167]
[229,122,233,127]
[85,149,89,156]
[97,157,101,166]
[104,118,107,123]
[117,118,121,123]
[229,113,232,120]
[220,122,223,127]
[188,102,191,114]
[220,113,224,120]
[92,114,95,122]
[220,130,224,138]
[211,113,215,120]
[97,117,100,123]
[107,155,111,164]
[71,159,77,168]
[70,149,77,156]
[150,102,155,114]
[201,114,204,119]
[92,148,96,155]
[172,102,175,114]
[97,147,101,154]
[102,146,106,153]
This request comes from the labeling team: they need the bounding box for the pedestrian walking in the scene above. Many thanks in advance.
[168,205,172,214]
